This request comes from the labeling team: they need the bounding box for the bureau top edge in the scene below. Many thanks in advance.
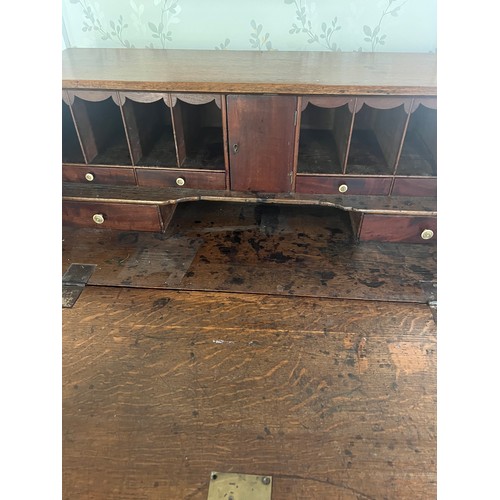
[62,48,437,96]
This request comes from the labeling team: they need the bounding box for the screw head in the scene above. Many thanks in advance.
[262,476,270,485]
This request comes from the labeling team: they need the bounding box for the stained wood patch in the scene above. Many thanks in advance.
[62,202,436,302]
[63,286,436,499]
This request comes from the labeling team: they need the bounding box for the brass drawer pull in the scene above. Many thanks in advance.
[85,173,94,182]
[92,213,105,224]
[420,229,434,240]
[175,177,185,186]
[338,183,348,193]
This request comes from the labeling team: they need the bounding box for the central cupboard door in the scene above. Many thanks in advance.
[227,95,297,192]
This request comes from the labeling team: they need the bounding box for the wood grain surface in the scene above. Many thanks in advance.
[62,49,436,96]
[62,201,436,303]
[63,286,436,499]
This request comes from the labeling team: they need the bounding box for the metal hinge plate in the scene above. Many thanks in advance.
[62,264,96,308]
[207,472,272,500]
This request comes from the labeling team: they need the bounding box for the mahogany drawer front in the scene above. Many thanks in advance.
[358,214,437,243]
[62,165,136,186]
[296,175,392,195]
[62,201,165,232]
[136,168,226,190]
[392,177,437,197]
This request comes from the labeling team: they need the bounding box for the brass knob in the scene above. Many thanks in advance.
[85,172,94,182]
[338,184,348,193]
[92,213,105,224]
[421,229,434,240]
[175,177,185,186]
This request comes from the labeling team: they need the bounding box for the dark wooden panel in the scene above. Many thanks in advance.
[227,95,297,192]
[63,286,436,499]
[136,168,226,190]
[62,201,163,232]
[392,177,437,197]
[62,165,136,186]
[359,214,437,243]
[296,175,392,195]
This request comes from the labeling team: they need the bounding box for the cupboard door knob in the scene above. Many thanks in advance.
[175,177,185,186]
[92,213,105,224]
[338,184,348,193]
[85,173,94,182]
[232,143,239,154]
[420,229,434,240]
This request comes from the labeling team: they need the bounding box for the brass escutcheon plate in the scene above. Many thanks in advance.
[207,472,272,500]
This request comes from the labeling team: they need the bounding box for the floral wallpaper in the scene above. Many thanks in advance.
[62,0,436,53]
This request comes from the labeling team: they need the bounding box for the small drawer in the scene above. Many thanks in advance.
[357,214,437,243]
[392,177,437,197]
[296,175,392,195]
[136,168,226,190]
[62,201,167,232]
[62,165,136,186]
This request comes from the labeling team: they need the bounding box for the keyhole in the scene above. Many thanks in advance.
[232,143,239,154]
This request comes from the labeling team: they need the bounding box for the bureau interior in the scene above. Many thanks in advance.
[63,93,437,180]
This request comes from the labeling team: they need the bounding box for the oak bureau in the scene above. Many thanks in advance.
[62,48,436,243]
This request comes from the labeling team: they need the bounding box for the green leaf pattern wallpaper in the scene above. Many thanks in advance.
[62,0,436,52]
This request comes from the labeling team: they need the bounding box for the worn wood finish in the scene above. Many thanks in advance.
[62,182,437,216]
[296,175,392,196]
[63,285,436,499]
[62,48,436,95]
[62,202,436,303]
[227,95,297,193]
